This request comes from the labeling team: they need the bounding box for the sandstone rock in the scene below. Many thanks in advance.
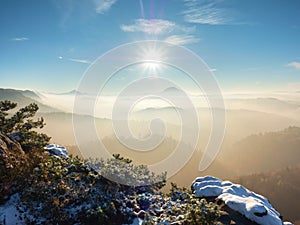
[192,176,294,225]
[0,132,28,203]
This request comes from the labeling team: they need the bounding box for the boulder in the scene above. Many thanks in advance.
[44,144,68,158]
[192,176,294,225]
[0,132,28,203]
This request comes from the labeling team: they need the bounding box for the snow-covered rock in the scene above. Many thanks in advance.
[192,176,293,225]
[44,144,68,158]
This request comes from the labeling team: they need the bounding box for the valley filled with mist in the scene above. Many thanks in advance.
[1,87,300,222]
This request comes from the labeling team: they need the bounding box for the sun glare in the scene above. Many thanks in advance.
[143,48,162,61]
[141,47,164,75]
[143,61,160,73]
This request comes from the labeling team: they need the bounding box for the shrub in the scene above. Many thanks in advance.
[19,154,167,224]
[143,183,220,225]
[1,100,220,225]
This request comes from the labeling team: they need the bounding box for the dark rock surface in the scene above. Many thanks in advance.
[217,203,260,225]
[0,132,28,203]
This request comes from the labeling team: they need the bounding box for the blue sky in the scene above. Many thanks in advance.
[1,0,300,92]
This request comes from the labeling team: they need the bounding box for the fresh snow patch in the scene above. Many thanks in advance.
[44,144,68,158]
[192,176,288,225]
[124,218,144,225]
[0,194,46,225]
[0,194,22,225]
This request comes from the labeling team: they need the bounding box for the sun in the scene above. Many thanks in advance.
[141,47,164,75]
[143,61,160,73]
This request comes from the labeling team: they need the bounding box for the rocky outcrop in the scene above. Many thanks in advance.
[0,140,295,225]
[192,176,294,225]
[0,132,28,203]
[0,132,26,162]
[44,144,68,158]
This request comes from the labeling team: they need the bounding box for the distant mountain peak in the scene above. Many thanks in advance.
[57,89,83,95]
[137,105,183,113]
[0,88,60,113]
[21,89,41,100]
[162,86,181,93]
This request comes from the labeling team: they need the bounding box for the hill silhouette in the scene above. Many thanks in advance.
[221,126,300,175]
[0,88,60,113]
[235,165,300,223]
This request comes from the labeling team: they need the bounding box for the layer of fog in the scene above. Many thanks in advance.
[40,90,300,121]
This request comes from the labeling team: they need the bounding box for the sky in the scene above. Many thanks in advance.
[1,0,300,92]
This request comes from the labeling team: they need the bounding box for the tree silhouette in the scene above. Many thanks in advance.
[0,100,50,151]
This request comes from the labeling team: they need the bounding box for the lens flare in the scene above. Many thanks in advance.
[143,61,160,73]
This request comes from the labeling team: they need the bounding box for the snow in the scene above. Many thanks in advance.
[124,218,144,225]
[44,144,68,158]
[194,184,223,197]
[125,218,170,225]
[1,167,293,225]
[9,133,21,141]
[193,176,220,183]
[192,176,292,225]
[0,194,46,225]
[0,194,22,225]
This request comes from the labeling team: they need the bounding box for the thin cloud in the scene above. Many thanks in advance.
[182,0,233,25]
[164,35,200,45]
[121,19,176,35]
[11,37,29,41]
[68,58,91,64]
[94,0,117,14]
[287,61,300,70]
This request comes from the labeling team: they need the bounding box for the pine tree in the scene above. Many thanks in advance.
[0,100,50,151]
